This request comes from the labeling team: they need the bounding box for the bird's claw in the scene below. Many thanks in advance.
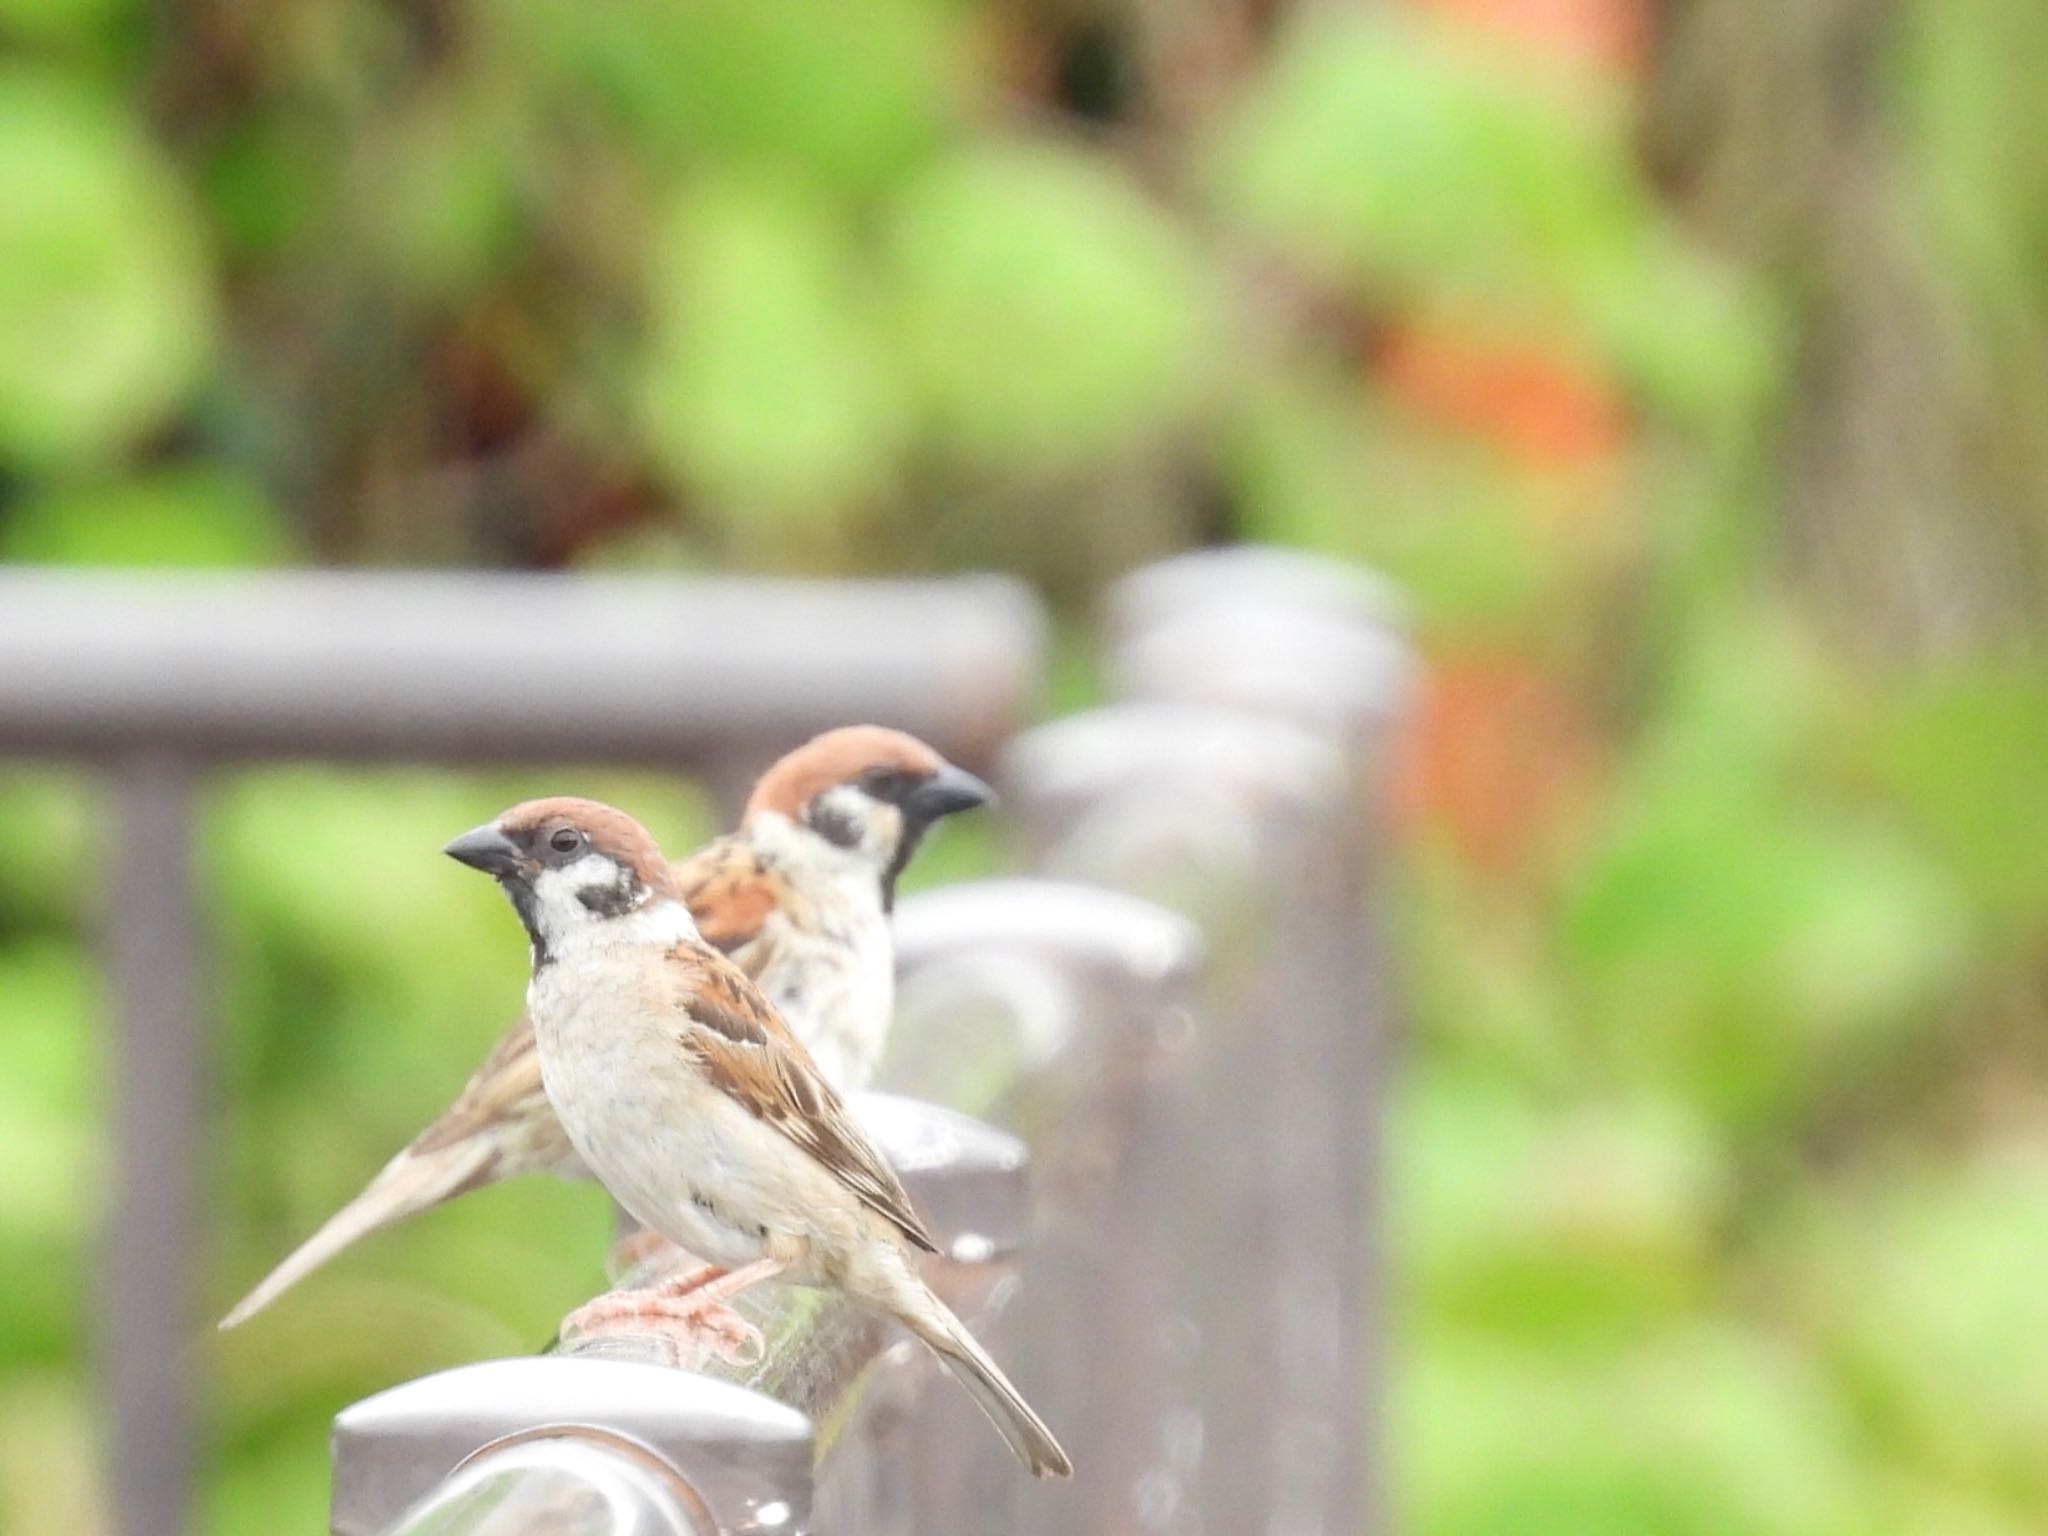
[560,1290,765,1371]
[682,1302,765,1368]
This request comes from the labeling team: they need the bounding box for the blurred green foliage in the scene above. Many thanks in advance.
[2,0,2046,1532]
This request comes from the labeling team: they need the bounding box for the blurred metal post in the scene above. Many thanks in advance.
[1104,547,1415,1536]
[1002,708,1350,1536]
[101,755,207,1536]
[887,881,1204,1536]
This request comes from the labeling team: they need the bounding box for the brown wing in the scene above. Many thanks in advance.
[408,1014,559,1160]
[672,836,793,963]
[664,944,937,1254]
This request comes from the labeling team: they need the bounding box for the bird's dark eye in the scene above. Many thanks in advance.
[549,828,585,856]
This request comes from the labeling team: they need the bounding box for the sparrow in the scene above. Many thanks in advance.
[442,796,1073,1478]
[220,727,993,1330]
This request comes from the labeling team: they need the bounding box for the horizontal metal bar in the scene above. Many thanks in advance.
[0,569,1043,765]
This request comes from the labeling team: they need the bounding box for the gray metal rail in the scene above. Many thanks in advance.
[326,546,1410,1536]
[0,567,1045,1536]
[0,569,1041,765]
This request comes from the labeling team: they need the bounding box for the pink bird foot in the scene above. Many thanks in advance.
[559,1286,764,1368]
[559,1257,786,1369]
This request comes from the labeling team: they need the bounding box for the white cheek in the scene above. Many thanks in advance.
[562,853,619,890]
[530,861,608,930]
[872,803,905,852]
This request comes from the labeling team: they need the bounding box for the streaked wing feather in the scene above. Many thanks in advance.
[669,948,936,1253]
[674,837,787,959]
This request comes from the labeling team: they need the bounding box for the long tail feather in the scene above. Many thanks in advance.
[218,1140,499,1330]
[900,1284,1072,1478]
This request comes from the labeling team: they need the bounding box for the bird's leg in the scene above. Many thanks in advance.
[671,1256,785,1307]
[647,1262,728,1298]
[559,1259,787,1369]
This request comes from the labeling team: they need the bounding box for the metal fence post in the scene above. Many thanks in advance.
[999,712,1352,1536]
[1104,546,1415,1536]
[888,880,1204,1536]
[102,754,208,1536]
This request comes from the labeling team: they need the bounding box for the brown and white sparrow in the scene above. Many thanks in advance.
[220,727,991,1330]
[442,796,1072,1478]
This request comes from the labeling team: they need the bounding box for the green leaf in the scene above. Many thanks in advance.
[1400,1324,1870,1536]
[1784,1143,2048,1510]
[1398,1069,1729,1339]
[1229,370,1577,637]
[367,85,527,301]
[1860,670,2048,936]
[0,71,214,467]
[1207,11,1775,424]
[3,463,287,566]
[0,940,102,1248]
[638,174,909,521]
[503,0,951,191]
[887,141,1213,468]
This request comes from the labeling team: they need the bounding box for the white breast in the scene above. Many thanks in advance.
[754,904,891,1091]
[527,956,775,1268]
[741,817,896,1092]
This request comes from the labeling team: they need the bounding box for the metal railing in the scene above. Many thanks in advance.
[323,546,1412,1536]
[0,569,1045,1536]
[4,549,1408,1536]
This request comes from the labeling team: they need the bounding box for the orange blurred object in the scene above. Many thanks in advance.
[1379,321,1629,476]
[1391,649,1600,874]
[1420,0,1647,77]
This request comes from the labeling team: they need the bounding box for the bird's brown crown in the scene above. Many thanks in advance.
[744,726,947,821]
[498,796,673,891]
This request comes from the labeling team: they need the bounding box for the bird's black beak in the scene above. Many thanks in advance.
[443,823,524,877]
[905,763,996,822]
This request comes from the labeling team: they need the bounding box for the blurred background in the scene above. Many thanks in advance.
[2,0,2047,1532]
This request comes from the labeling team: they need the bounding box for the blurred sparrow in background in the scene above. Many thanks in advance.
[220,726,991,1329]
[443,796,1071,1477]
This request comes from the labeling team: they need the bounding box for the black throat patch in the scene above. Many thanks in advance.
[506,879,552,971]
[879,820,931,913]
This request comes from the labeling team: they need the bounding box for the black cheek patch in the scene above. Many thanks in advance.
[577,876,645,919]
[806,801,865,851]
